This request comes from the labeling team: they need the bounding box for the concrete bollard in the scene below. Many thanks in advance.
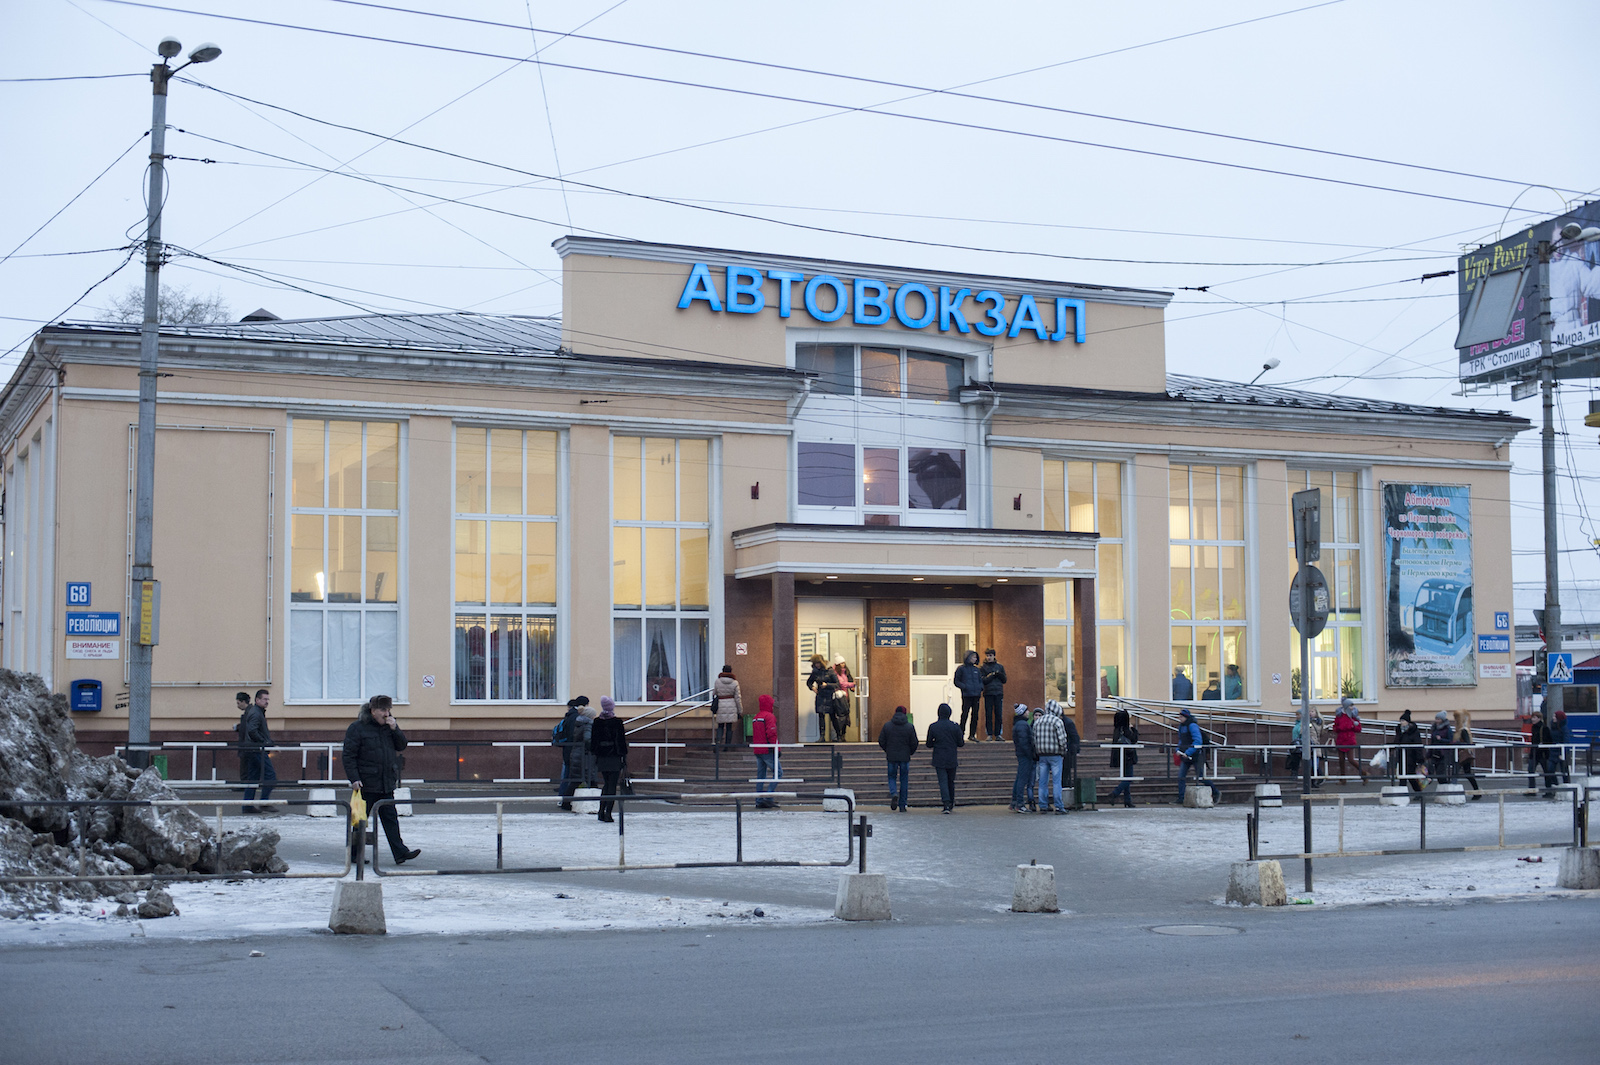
[1254,784,1282,808]
[394,786,413,816]
[1379,786,1410,807]
[1011,863,1059,913]
[1557,847,1600,890]
[574,787,601,815]
[1226,860,1287,906]
[834,873,891,921]
[1182,787,1216,809]
[307,788,338,817]
[328,880,386,934]
[1436,783,1465,806]
[822,787,855,813]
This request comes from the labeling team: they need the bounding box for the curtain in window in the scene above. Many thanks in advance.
[613,619,642,702]
[681,619,709,698]
[364,611,397,698]
[290,612,322,700]
[327,612,361,700]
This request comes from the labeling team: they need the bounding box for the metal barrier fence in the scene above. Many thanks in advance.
[358,791,867,879]
[0,798,353,884]
[1245,784,1595,863]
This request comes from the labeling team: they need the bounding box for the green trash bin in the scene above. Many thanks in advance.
[151,754,169,780]
[1074,776,1097,808]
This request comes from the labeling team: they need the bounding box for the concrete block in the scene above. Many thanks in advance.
[1253,784,1282,808]
[307,788,337,817]
[1552,783,1579,804]
[1226,860,1288,906]
[328,880,386,934]
[834,872,891,921]
[1379,786,1410,807]
[822,787,855,813]
[1436,783,1465,806]
[1011,863,1058,913]
[1182,787,1216,809]
[574,787,601,815]
[393,786,413,816]
[1557,847,1600,889]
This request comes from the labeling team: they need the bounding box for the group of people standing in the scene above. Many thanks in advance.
[1007,700,1082,813]
[876,701,967,813]
[953,649,1009,741]
[806,653,857,741]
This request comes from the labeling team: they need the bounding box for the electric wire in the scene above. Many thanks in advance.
[0,132,147,267]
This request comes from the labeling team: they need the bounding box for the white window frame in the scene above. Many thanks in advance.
[1168,461,1253,704]
[1287,466,1373,703]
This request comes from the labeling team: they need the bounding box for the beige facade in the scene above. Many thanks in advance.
[1,238,1529,751]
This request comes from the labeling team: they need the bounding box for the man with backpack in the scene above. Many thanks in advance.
[1176,707,1218,804]
[555,696,590,812]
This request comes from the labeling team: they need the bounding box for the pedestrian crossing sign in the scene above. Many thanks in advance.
[1548,652,1574,684]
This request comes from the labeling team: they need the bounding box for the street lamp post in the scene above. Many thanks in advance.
[128,36,220,768]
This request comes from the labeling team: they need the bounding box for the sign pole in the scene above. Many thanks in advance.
[1537,241,1564,727]
[1299,558,1313,892]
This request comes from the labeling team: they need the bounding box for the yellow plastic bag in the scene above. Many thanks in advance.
[349,789,367,825]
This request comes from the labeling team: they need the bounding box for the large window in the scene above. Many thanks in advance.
[613,437,711,702]
[1288,469,1365,700]
[1043,459,1127,701]
[288,419,401,702]
[453,427,559,702]
[1169,464,1248,703]
[796,343,964,401]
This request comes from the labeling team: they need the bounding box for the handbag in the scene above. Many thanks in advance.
[833,688,851,706]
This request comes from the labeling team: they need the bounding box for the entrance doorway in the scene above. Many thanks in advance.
[909,601,975,731]
[797,599,868,742]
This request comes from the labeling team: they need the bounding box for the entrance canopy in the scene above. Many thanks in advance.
[731,523,1098,584]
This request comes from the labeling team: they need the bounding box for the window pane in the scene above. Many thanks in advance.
[1312,628,1339,700]
[289,611,322,699]
[490,428,522,515]
[1195,545,1219,620]
[1193,466,1218,540]
[1043,459,1065,532]
[1169,465,1190,539]
[797,443,855,506]
[489,614,523,700]
[1045,626,1070,705]
[290,514,324,602]
[367,516,398,603]
[795,342,854,395]
[1335,471,1358,544]
[457,426,487,513]
[1098,543,1124,620]
[911,632,948,676]
[526,617,556,701]
[863,447,899,506]
[1097,625,1125,698]
[455,520,486,605]
[1336,548,1361,616]
[681,618,709,698]
[908,448,965,510]
[455,614,487,700]
[1223,629,1247,701]
[645,527,676,608]
[327,515,362,603]
[328,421,364,509]
[1218,465,1243,541]
[613,619,642,701]
[645,618,678,701]
[905,350,962,401]
[644,438,676,522]
[679,529,708,610]
[1339,625,1363,698]
[1170,629,1194,700]
[613,436,641,521]
[1169,545,1191,619]
[292,419,325,508]
[327,611,361,700]
[490,521,522,604]
[1219,545,1245,620]
[367,422,399,511]
[613,528,641,607]
[1068,460,1094,532]
[364,611,397,699]
[1194,626,1221,701]
[1043,579,1069,621]
[526,430,558,517]
[1097,462,1122,538]
[679,438,709,522]
[526,521,556,606]
[861,347,901,397]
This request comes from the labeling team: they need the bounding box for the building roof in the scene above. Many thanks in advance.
[47,312,564,357]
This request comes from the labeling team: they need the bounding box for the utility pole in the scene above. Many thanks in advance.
[1536,240,1563,727]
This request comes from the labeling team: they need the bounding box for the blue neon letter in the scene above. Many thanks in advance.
[768,269,804,318]
[726,266,765,315]
[973,290,1007,337]
[1050,297,1086,343]
[893,283,936,329]
[854,278,891,325]
[1008,294,1047,339]
[805,275,849,322]
[677,263,723,311]
[939,287,971,333]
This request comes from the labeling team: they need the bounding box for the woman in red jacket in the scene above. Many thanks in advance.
[1332,697,1368,783]
[751,694,780,809]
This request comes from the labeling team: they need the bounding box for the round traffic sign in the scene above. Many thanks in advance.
[1289,565,1331,638]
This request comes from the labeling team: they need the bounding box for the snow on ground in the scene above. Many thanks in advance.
[0,794,1591,940]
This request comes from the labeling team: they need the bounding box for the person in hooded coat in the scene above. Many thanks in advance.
[751,694,780,808]
[925,703,965,813]
[1108,707,1138,809]
[1395,710,1425,792]
[1010,703,1037,812]
[877,705,919,812]
[953,650,983,740]
[589,696,628,822]
[556,696,590,811]
[711,666,743,751]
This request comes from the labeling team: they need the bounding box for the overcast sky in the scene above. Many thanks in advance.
[2,0,1596,613]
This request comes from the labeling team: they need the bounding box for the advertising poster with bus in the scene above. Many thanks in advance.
[1383,483,1475,687]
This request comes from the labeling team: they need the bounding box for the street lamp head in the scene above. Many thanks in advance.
[1262,356,1282,372]
[157,36,182,59]
[1580,226,1600,243]
[188,42,222,63]
[1561,221,1583,241]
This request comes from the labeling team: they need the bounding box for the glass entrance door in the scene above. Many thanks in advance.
[910,629,971,730]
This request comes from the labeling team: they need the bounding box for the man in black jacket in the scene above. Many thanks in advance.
[877,705,919,812]
[343,695,419,864]
[979,650,1008,742]
[238,689,277,813]
[926,703,965,814]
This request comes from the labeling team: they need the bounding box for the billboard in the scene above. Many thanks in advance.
[1456,200,1600,384]
[1383,484,1474,688]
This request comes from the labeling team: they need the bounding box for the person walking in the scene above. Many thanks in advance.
[1175,707,1218,804]
[556,696,590,811]
[1395,710,1425,792]
[1332,697,1369,783]
[1427,710,1455,785]
[1049,699,1082,799]
[1108,707,1139,809]
[1453,710,1482,799]
[589,697,628,823]
[953,650,983,740]
[711,666,743,751]
[1032,702,1069,814]
[1010,703,1037,812]
[877,704,919,812]
[926,702,964,813]
[806,654,840,741]
[1550,710,1572,787]
[237,689,277,813]
[830,655,856,742]
[979,649,1008,742]
[751,694,779,808]
[342,695,419,865]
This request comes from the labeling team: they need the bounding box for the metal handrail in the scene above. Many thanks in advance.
[624,686,713,736]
